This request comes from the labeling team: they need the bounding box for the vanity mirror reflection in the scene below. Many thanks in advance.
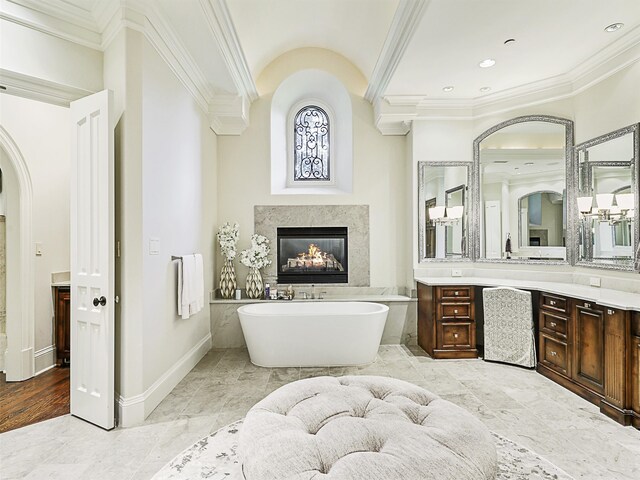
[576,124,639,270]
[418,162,471,262]
[473,116,574,263]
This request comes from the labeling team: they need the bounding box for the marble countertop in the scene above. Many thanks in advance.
[415,276,640,312]
[210,294,415,304]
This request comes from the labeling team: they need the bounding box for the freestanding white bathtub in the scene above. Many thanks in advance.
[237,302,389,367]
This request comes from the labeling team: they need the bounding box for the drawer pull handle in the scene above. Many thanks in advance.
[454,291,459,296]
[550,322,557,327]
[454,333,459,338]
[584,302,591,308]
[454,309,458,314]
[550,300,556,306]
[607,309,614,315]
[550,351,557,356]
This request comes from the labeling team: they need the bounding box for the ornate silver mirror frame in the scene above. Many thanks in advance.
[472,115,575,265]
[574,123,640,272]
[418,161,473,263]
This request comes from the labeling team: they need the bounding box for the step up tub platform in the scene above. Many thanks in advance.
[239,375,497,480]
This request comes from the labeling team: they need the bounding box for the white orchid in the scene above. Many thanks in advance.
[217,222,239,260]
[240,234,272,269]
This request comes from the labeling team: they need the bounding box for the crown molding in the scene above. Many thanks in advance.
[364,0,429,103]
[375,25,640,133]
[1,0,102,49]
[208,94,249,135]
[6,0,100,31]
[199,0,258,103]
[0,68,94,106]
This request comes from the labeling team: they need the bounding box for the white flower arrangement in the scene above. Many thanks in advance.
[240,234,272,270]
[217,222,239,260]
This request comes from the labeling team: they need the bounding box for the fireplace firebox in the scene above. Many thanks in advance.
[277,227,348,284]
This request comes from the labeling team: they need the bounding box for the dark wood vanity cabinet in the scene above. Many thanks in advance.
[538,293,572,378]
[537,295,633,426]
[54,286,71,367]
[631,313,640,428]
[417,284,477,359]
[418,281,640,428]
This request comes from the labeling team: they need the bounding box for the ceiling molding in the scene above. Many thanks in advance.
[0,68,94,106]
[199,0,258,103]
[6,0,100,31]
[1,0,102,49]
[208,94,249,135]
[143,4,213,113]
[364,0,429,103]
[375,38,640,132]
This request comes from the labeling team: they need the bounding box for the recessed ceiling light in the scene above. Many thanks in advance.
[504,38,516,45]
[524,162,534,166]
[442,86,454,92]
[480,86,492,92]
[604,23,624,32]
[479,58,496,68]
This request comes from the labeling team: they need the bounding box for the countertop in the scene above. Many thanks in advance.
[415,276,640,312]
[210,295,415,304]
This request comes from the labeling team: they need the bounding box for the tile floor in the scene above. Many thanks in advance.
[1,345,639,479]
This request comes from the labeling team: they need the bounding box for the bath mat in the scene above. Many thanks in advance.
[150,419,575,480]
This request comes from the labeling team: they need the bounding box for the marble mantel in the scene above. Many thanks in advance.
[254,205,370,287]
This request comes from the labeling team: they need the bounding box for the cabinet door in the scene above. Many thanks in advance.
[631,336,640,415]
[55,288,71,366]
[574,303,605,394]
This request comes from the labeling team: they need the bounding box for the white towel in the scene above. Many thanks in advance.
[177,254,205,319]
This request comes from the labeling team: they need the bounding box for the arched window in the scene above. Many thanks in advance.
[293,105,330,181]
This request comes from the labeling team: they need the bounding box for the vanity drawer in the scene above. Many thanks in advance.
[539,332,570,377]
[438,322,474,349]
[441,302,471,319]
[540,311,568,338]
[438,287,473,302]
[541,293,568,314]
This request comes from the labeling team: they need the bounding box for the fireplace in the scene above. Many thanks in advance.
[277,227,348,284]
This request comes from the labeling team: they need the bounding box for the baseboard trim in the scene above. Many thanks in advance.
[34,345,54,376]
[116,332,212,427]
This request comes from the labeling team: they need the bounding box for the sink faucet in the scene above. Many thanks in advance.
[318,291,327,299]
[299,291,309,299]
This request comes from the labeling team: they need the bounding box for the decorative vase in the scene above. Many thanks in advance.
[220,258,237,299]
[245,267,263,299]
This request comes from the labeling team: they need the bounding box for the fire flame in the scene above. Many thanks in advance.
[298,243,328,266]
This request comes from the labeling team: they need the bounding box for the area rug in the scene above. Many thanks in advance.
[151,419,574,480]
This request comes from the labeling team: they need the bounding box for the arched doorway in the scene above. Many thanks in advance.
[0,126,35,381]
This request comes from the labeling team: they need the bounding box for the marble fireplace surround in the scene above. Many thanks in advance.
[255,205,370,287]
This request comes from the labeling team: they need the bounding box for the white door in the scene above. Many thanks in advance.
[70,90,115,430]
[485,201,502,259]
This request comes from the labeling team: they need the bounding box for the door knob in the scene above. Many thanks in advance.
[93,296,107,307]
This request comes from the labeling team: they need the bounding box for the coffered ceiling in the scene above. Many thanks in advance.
[3,0,640,133]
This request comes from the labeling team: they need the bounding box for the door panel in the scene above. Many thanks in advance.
[574,304,605,394]
[70,90,115,430]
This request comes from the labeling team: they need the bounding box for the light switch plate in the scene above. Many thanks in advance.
[35,242,43,256]
[149,238,160,255]
[451,269,462,277]
[590,277,601,287]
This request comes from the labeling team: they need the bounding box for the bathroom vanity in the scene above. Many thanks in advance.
[416,278,640,429]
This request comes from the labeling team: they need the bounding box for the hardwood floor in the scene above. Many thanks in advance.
[0,367,70,433]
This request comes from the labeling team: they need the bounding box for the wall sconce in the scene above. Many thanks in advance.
[577,193,635,224]
[429,205,463,225]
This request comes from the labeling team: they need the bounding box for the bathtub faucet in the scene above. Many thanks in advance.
[318,291,327,300]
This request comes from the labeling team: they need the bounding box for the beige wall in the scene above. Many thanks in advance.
[0,95,70,357]
[217,49,408,289]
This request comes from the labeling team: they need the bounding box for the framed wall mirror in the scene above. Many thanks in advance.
[418,162,471,262]
[576,123,639,271]
[472,115,574,263]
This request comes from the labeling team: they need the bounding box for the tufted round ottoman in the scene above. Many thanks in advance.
[239,376,497,480]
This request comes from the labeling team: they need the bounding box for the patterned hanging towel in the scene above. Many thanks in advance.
[505,233,512,255]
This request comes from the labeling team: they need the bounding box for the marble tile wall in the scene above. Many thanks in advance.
[254,205,370,287]
[210,299,417,348]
